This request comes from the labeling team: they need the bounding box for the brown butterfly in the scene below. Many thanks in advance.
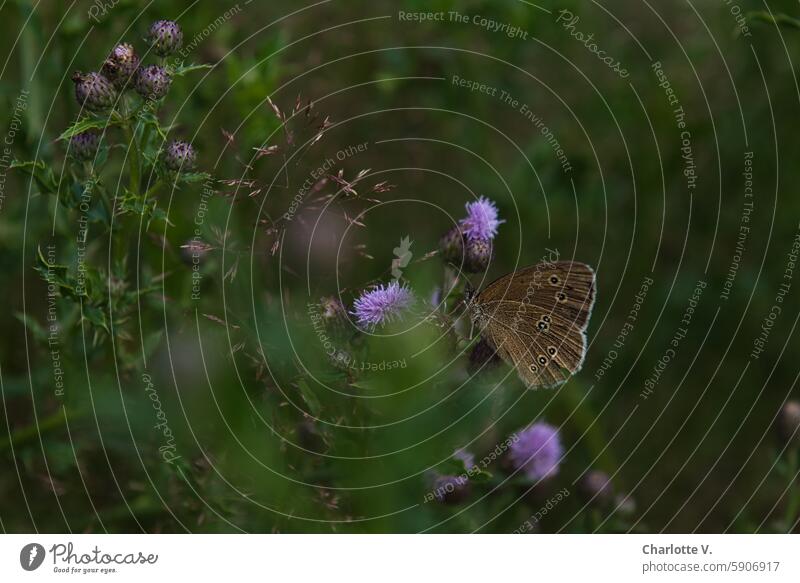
[466,261,596,388]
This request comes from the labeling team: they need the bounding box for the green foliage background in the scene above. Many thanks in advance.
[1,0,799,533]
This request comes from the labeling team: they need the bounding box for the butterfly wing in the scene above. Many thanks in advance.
[473,261,596,388]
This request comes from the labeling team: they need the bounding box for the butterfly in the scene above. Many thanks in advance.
[465,261,596,388]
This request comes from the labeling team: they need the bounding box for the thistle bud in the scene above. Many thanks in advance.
[464,237,493,273]
[318,296,349,340]
[578,470,614,507]
[165,140,197,172]
[68,131,101,161]
[615,493,636,516]
[135,65,172,101]
[148,20,183,57]
[432,474,470,505]
[101,43,140,91]
[777,401,800,447]
[439,226,465,265]
[72,71,117,112]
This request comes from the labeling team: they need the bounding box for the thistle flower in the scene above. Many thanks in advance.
[135,65,172,101]
[508,422,563,481]
[777,400,800,447]
[460,196,503,242]
[432,474,470,505]
[352,281,414,329]
[578,470,614,507]
[68,130,101,161]
[101,43,140,91]
[72,71,117,112]
[464,237,493,273]
[439,226,465,265]
[148,20,183,57]
[165,140,197,172]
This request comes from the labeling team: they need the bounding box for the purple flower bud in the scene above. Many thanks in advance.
[453,448,475,469]
[460,196,504,242]
[72,71,117,112]
[578,470,614,507]
[464,237,493,273]
[777,401,800,447]
[68,130,101,161]
[135,65,172,101]
[101,43,140,91]
[318,296,350,340]
[509,422,563,481]
[439,226,465,265]
[149,20,183,57]
[351,281,414,329]
[165,140,197,172]
[432,474,470,505]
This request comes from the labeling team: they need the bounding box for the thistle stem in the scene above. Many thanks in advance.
[123,121,140,195]
[784,448,799,533]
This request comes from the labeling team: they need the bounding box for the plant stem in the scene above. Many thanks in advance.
[784,448,799,533]
[123,121,141,195]
[0,407,85,451]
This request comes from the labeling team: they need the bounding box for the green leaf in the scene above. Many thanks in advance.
[296,379,322,416]
[11,160,59,195]
[15,312,48,342]
[58,116,116,141]
[176,172,212,185]
[745,11,800,30]
[170,62,214,77]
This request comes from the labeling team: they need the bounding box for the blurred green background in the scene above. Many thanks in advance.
[1,0,800,533]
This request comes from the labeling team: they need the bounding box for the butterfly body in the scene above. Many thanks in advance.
[467,261,596,388]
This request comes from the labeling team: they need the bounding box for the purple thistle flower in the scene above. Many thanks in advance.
[352,281,414,328]
[509,422,563,481]
[460,196,504,241]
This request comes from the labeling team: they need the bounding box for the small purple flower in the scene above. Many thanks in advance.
[432,474,470,504]
[579,470,614,507]
[509,422,563,481]
[352,281,414,328]
[460,196,504,241]
[454,448,475,469]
